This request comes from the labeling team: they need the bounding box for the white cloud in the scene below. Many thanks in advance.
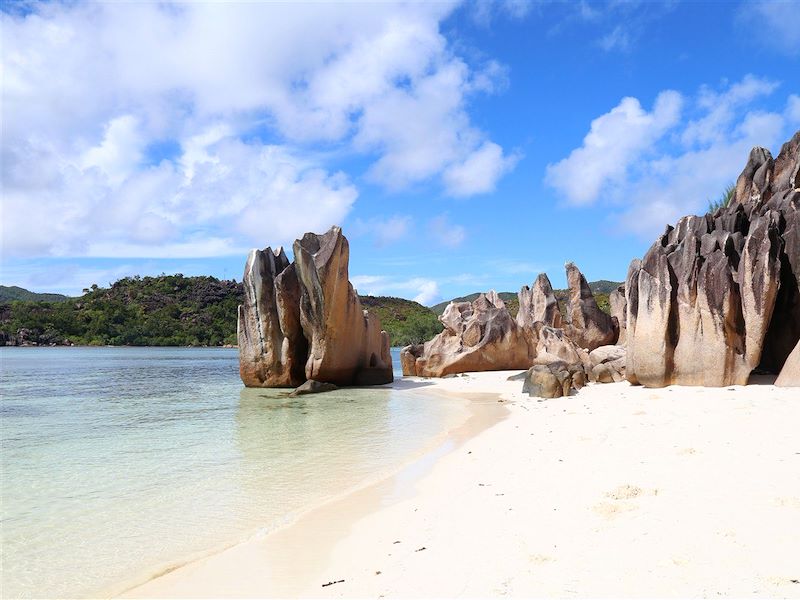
[351,275,441,305]
[2,134,357,258]
[428,214,467,248]
[546,75,797,238]
[1,1,516,260]
[443,142,521,197]
[544,90,683,205]
[412,279,441,305]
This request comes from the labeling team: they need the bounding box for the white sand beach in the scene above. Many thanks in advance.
[120,372,800,599]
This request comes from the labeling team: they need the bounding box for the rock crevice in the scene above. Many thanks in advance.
[238,227,393,387]
[625,130,800,387]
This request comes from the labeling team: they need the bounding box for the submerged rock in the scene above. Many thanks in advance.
[625,130,800,387]
[238,227,393,388]
[288,379,338,397]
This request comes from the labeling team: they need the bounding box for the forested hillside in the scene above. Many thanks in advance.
[0,276,442,347]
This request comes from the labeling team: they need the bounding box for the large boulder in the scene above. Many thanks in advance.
[401,291,533,377]
[522,362,586,399]
[562,262,619,351]
[401,265,608,378]
[625,131,800,387]
[238,227,393,387]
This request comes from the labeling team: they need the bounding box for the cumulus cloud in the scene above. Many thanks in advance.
[546,75,797,238]
[443,142,521,197]
[545,90,683,205]
[1,1,516,259]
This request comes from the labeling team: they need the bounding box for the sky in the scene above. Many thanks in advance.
[2,0,799,303]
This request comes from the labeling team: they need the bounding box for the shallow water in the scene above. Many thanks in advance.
[0,347,467,598]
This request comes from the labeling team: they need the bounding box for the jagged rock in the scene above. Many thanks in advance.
[609,285,626,344]
[517,274,562,329]
[238,227,393,388]
[775,340,800,387]
[626,131,800,387]
[401,291,533,377]
[288,379,338,397]
[401,265,604,378]
[562,263,619,351]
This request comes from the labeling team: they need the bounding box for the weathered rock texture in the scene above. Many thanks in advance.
[522,362,587,399]
[562,262,619,351]
[401,264,608,377]
[609,285,627,345]
[238,227,393,387]
[517,274,562,329]
[626,130,800,387]
[775,339,800,387]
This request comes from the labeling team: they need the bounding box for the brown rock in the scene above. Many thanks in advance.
[775,340,800,387]
[609,285,626,345]
[238,227,393,388]
[517,273,562,329]
[237,247,306,387]
[401,291,533,377]
[562,262,619,351]
[625,130,800,387]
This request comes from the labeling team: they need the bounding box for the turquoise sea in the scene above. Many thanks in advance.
[0,347,469,599]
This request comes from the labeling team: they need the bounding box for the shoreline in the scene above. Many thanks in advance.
[118,372,800,599]
[110,377,509,598]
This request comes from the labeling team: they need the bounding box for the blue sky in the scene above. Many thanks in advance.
[2,0,799,303]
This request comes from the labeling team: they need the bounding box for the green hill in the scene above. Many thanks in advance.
[0,277,442,347]
[0,285,72,303]
[359,296,442,346]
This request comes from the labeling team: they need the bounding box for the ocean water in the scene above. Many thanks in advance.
[0,347,469,598]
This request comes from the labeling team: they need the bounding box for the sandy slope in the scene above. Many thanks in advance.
[120,373,800,599]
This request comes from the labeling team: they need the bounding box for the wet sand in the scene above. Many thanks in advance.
[120,372,800,598]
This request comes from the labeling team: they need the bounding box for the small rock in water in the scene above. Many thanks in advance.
[288,380,338,397]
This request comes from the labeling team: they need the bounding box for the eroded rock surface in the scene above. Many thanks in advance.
[625,131,800,387]
[401,291,533,377]
[238,227,393,387]
[400,263,611,378]
[562,263,619,351]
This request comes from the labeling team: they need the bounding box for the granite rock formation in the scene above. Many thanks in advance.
[401,291,533,377]
[238,227,393,387]
[517,274,562,329]
[625,131,800,387]
[609,285,627,345]
[401,264,610,378]
[562,262,619,351]
[588,345,626,383]
[522,361,586,399]
[775,340,799,387]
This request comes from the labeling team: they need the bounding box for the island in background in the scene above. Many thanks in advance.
[0,278,621,348]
